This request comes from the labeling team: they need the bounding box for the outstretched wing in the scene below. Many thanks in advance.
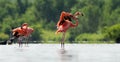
[57,11,73,27]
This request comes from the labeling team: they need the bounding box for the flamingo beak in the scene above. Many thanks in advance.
[78,12,84,16]
[81,13,84,16]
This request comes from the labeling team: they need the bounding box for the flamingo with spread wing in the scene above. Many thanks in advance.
[10,23,34,47]
[55,11,83,48]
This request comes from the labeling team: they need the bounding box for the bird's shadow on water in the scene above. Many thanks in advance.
[58,48,78,62]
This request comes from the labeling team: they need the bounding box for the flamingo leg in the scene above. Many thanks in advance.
[61,32,65,49]
[18,36,23,47]
[25,36,29,47]
[18,39,21,47]
[26,38,28,46]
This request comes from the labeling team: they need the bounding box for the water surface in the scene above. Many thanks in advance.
[0,44,120,62]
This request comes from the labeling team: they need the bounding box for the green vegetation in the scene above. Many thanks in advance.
[75,33,104,41]
[0,0,120,43]
[103,24,120,43]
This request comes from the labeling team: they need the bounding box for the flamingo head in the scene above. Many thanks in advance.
[74,12,84,16]
[22,23,28,26]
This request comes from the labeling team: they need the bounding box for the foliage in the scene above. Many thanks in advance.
[0,33,9,41]
[104,24,120,41]
[75,33,104,41]
[0,0,120,43]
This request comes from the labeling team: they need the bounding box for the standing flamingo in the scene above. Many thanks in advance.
[11,23,34,47]
[55,11,83,48]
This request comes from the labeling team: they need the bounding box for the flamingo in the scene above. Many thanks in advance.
[11,23,34,47]
[55,11,83,48]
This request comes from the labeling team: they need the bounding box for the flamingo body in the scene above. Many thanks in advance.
[12,27,34,37]
[56,20,76,34]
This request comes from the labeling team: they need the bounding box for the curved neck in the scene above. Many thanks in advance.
[74,19,79,27]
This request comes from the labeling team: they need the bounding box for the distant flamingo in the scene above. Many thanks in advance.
[55,11,83,48]
[11,23,34,47]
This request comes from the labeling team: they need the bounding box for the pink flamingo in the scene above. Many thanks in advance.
[12,23,34,47]
[55,11,83,48]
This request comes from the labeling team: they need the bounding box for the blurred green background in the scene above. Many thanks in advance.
[0,0,120,43]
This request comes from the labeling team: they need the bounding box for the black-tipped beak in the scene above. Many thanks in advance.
[81,13,84,16]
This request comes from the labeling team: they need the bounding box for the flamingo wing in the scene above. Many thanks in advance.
[57,11,73,27]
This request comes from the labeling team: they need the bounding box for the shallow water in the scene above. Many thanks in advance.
[0,44,120,62]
